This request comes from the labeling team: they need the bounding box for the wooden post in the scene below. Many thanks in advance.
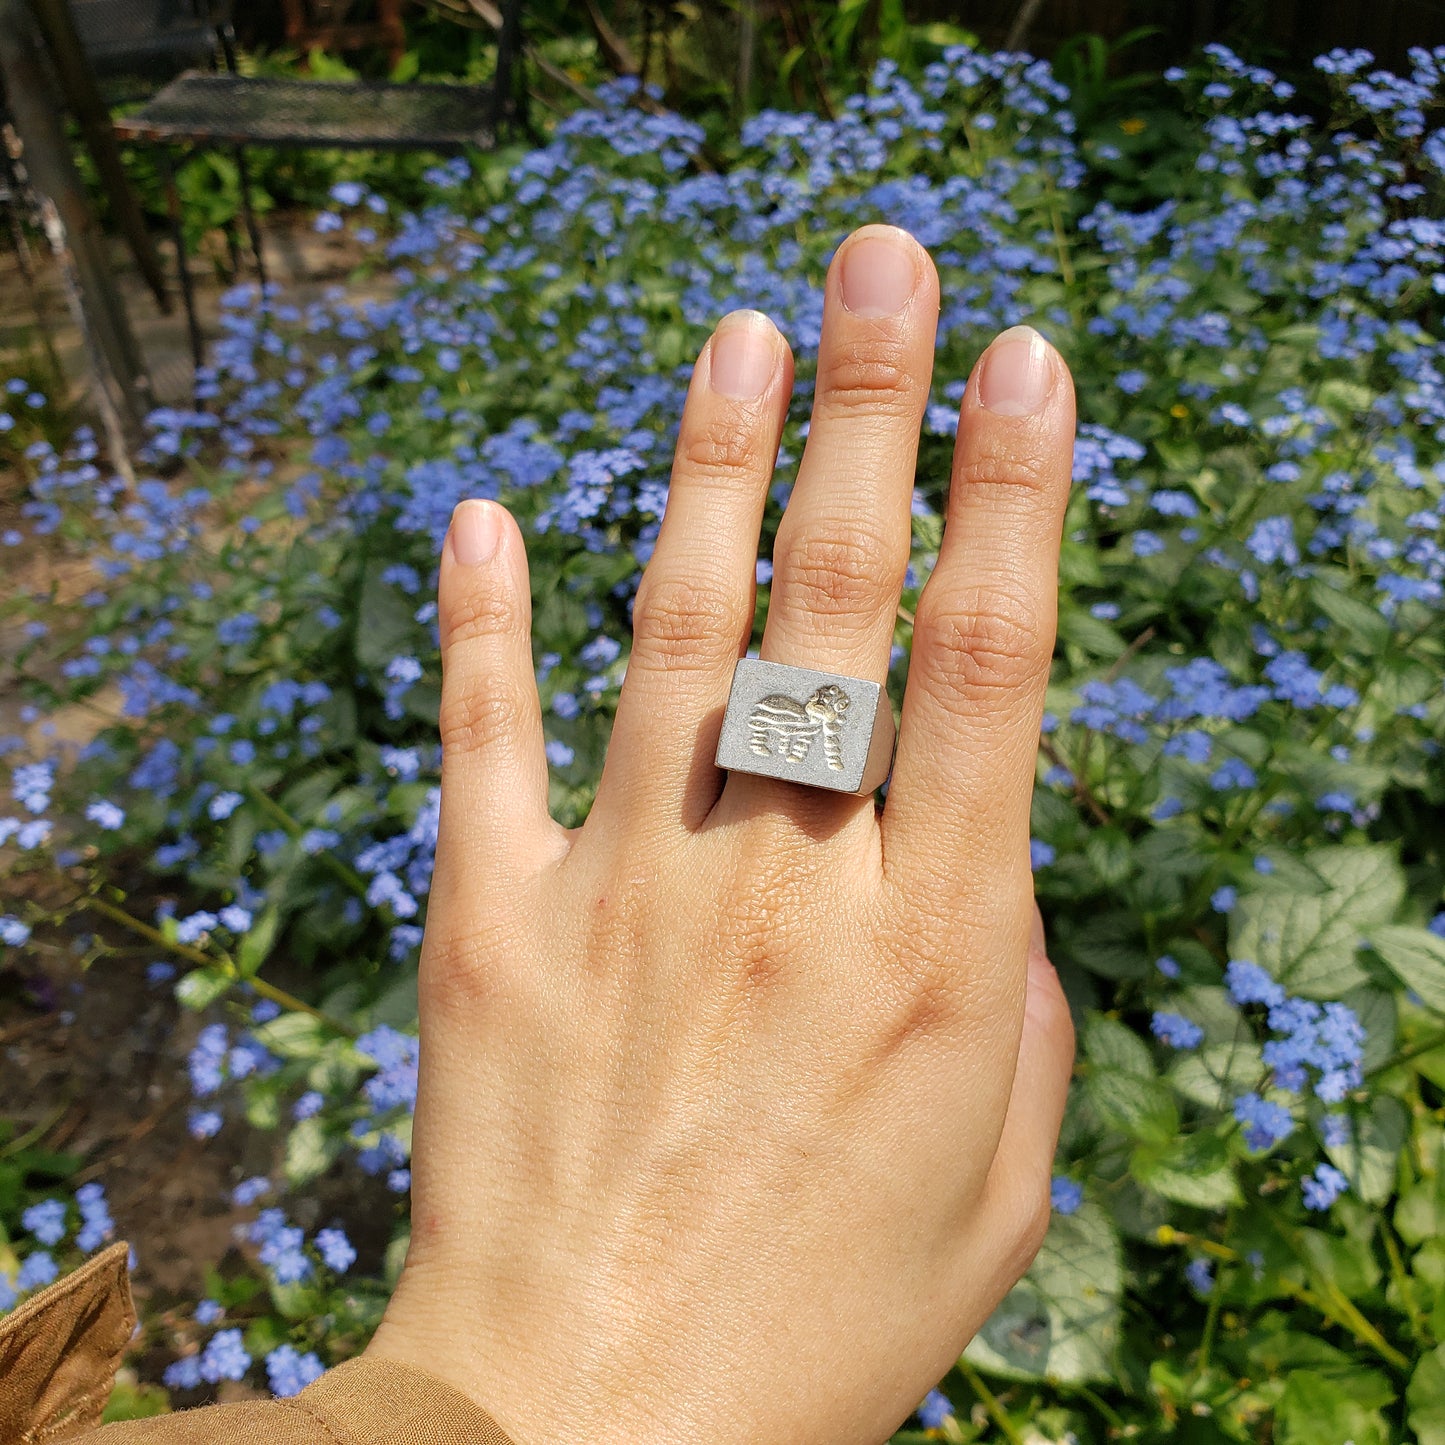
[0,0,149,458]
[25,0,171,312]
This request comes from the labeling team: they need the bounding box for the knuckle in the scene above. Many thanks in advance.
[887,965,964,1049]
[678,413,767,481]
[423,918,536,1019]
[955,443,1058,501]
[728,867,809,1005]
[871,932,976,1054]
[631,573,748,673]
[422,927,500,1015]
[776,522,898,623]
[818,338,922,420]
[443,585,520,650]
[915,584,1052,698]
[438,680,527,756]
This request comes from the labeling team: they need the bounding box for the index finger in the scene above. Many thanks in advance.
[881,327,1075,919]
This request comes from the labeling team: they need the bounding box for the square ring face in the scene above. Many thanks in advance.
[714,658,895,796]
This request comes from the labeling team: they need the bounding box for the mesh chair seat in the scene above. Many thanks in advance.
[113,72,497,149]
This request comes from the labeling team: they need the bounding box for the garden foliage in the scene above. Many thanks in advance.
[3,39,1445,1444]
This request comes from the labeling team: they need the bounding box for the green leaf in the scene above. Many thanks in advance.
[1325,1095,1407,1206]
[1396,1166,1445,1248]
[1317,376,1375,418]
[1171,984,1251,1046]
[1297,1221,1382,1299]
[1084,828,1133,889]
[251,1011,331,1060]
[1058,537,1103,589]
[1309,576,1392,652]
[1369,925,1445,1015]
[1343,985,1397,1073]
[1132,1131,1241,1209]
[384,1228,410,1288]
[966,1201,1121,1384]
[355,559,424,672]
[1228,845,1404,998]
[244,1080,281,1130]
[175,968,232,1011]
[1312,845,1406,919]
[235,907,281,979]
[1275,1370,1390,1445]
[911,509,942,552]
[1153,436,1201,473]
[1409,1346,1445,1445]
[1058,606,1125,659]
[364,971,420,1031]
[284,1116,342,1185]
[1084,1068,1178,1145]
[279,768,344,826]
[1127,829,1209,912]
[1065,911,1151,980]
[101,1379,171,1423]
[402,681,441,726]
[1082,1014,1155,1076]
[1248,1328,1355,1375]
[1168,1041,1265,1110]
[266,1278,326,1324]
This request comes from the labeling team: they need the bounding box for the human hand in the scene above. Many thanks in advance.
[365,223,1077,1445]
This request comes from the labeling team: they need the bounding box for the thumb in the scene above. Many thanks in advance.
[981,902,1076,1220]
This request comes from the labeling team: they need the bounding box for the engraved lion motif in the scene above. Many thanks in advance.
[747,684,851,770]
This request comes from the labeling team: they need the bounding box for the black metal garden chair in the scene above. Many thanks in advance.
[100,0,527,372]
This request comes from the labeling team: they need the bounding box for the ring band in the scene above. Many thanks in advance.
[715,657,896,796]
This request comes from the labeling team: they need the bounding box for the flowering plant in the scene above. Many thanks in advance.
[3,39,1445,1443]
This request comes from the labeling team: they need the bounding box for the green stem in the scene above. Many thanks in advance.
[1368,1026,1445,1080]
[85,894,215,969]
[1195,1261,1227,1377]
[957,1358,1024,1445]
[82,895,355,1037]
[1047,187,1076,291]
[1081,1385,1124,1430]
[243,784,370,898]
[1040,734,1111,825]
[0,1102,68,1159]
[1159,1226,1410,1372]
[1381,1222,1429,1347]
[1308,1276,1410,1371]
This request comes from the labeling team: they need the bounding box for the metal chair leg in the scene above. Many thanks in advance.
[233,145,266,293]
[159,146,204,373]
[222,210,242,280]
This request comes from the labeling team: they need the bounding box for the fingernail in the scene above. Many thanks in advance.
[978,326,1051,416]
[710,311,776,399]
[839,229,918,317]
[450,499,502,566]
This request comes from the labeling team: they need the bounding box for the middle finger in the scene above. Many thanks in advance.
[757,225,938,684]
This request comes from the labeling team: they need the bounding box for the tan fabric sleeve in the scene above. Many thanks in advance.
[94,1358,521,1445]
[0,1240,137,1442]
[1,1243,519,1445]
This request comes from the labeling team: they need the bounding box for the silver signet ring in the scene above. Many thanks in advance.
[715,657,896,797]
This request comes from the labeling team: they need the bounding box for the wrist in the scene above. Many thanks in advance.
[365,1265,671,1445]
